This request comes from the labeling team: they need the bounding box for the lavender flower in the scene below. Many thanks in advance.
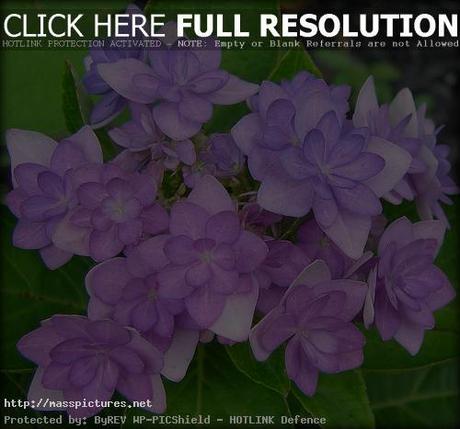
[182,133,244,188]
[297,218,351,279]
[108,102,196,171]
[354,77,458,226]
[203,133,245,177]
[97,26,259,140]
[256,240,310,314]
[17,316,165,417]
[157,175,268,340]
[232,73,408,259]
[354,77,426,203]
[5,127,103,269]
[413,106,459,227]
[82,4,146,126]
[86,236,201,382]
[86,236,182,344]
[239,202,283,236]
[61,164,168,261]
[364,217,455,354]
[250,260,367,396]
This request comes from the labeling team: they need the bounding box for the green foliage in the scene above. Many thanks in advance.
[363,359,459,428]
[292,371,375,429]
[268,47,322,81]
[122,343,290,427]
[226,342,290,395]
[62,60,92,134]
[0,208,90,371]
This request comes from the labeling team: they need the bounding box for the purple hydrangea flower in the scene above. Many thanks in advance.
[202,133,245,177]
[413,107,459,227]
[82,4,146,126]
[183,133,244,188]
[97,25,259,140]
[239,202,283,236]
[17,316,165,418]
[59,164,168,262]
[232,73,407,259]
[108,102,196,171]
[86,236,182,345]
[157,175,268,340]
[5,127,103,269]
[297,218,352,279]
[354,77,458,226]
[354,77,428,203]
[364,217,455,354]
[255,240,310,314]
[250,260,367,396]
[86,236,201,382]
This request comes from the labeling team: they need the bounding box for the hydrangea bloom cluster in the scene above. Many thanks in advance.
[6,16,457,417]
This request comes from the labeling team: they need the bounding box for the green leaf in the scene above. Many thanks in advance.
[226,341,290,396]
[122,342,290,427]
[0,207,90,369]
[292,370,375,429]
[363,359,459,428]
[267,47,322,81]
[95,128,119,161]
[62,60,92,134]
[362,329,459,371]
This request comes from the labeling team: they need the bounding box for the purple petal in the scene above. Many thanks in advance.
[231,113,262,155]
[52,212,90,256]
[185,285,226,328]
[334,183,382,216]
[13,219,49,249]
[179,94,213,123]
[322,211,371,259]
[205,211,240,244]
[375,293,401,341]
[257,175,313,217]
[89,225,124,261]
[17,326,63,366]
[63,126,103,164]
[162,329,199,382]
[6,129,57,186]
[153,102,202,140]
[86,257,131,305]
[158,266,193,299]
[285,338,319,396]
[40,245,72,270]
[126,234,170,277]
[170,201,208,239]
[211,275,259,341]
[233,231,268,273]
[394,318,425,355]
[27,369,65,410]
[118,220,143,245]
[389,88,418,138]
[141,203,169,235]
[353,76,379,128]
[188,175,235,215]
[377,217,414,255]
[97,59,157,103]
[176,139,196,165]
[364,136,412,197]
[205,74,259,105]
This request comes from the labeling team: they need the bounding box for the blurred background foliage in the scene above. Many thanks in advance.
[0,0,458,428]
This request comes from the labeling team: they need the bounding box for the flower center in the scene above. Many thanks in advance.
[200,251,213,264]
[147,288,157,301]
